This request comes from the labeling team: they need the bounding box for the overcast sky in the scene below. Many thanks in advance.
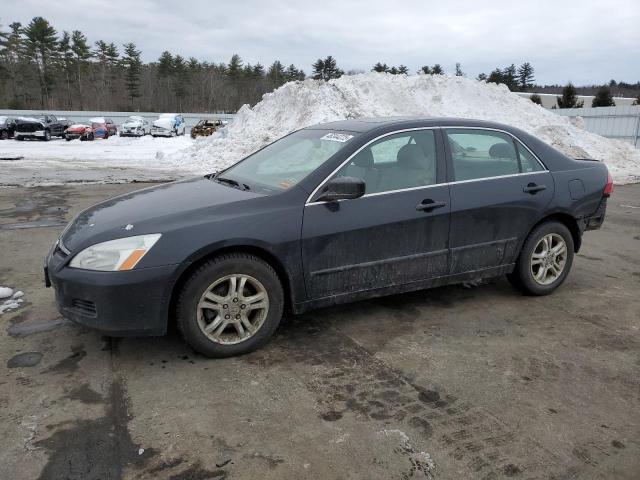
[3,0,639,85]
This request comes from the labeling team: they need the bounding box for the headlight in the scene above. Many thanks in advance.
[69,234,161,271]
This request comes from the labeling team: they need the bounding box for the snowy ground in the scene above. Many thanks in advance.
[0,135,202,186]
[1,73,639,186]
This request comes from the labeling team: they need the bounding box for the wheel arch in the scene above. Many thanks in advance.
[166,244,293,329]
[526,212,582,253]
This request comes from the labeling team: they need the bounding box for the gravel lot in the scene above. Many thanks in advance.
[0,182,638,479]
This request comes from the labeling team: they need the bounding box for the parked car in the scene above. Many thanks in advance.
[151,113,186,137]
[190,118,225,139]
[45,118,611,358]
[89,117,117,138]
[14,114,68,141]
[64,124,92,141]
[120,116,151,137]
[0,116,16,140]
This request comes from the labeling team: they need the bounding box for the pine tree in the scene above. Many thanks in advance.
[455,62,464,77]
[477,73,487,81]
[389,66,398,75]
[487,68,503,84]
[252,63,265,78]
[267,60,285,86]
[157,51,174,111]
[23,16,58,107]
[372,62,388,73]
[105,42,120,98]
[1,22,25,108]
[398,65,409,75]
[503,64,517,90]
[71,30,91,110]
[517,62,535,91]
[420,65,432,74]
[431,64,444,75]
[122,42,142,109]
[173,55,188,110]
[57,31,74,108]
[227,54,243,78]
[285,64,304,81]
[312,56,343,81]
[557,83,584,108]
[530,93,542,105]
[592,86,616,107]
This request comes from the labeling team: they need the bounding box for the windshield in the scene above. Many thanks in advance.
[218,129,358,194]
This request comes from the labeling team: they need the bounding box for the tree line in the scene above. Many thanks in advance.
[1,16,638,112]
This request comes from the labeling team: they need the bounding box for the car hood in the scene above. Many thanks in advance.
[153,118,175,129]
[123,120,143,127]
[16,117,44,125]
[61,177,263,252]
[66,125,89,132]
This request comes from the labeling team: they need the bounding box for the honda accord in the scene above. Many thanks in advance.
[45,118,612,357]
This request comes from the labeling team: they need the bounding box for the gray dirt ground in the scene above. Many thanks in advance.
[0,183,638,480]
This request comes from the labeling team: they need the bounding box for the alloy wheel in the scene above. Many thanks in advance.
[196,274,269,345]
[530,233,567,285]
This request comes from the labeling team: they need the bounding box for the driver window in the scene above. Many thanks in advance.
[334,130,437,195]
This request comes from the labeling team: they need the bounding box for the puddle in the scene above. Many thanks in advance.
[7,352,43,368]
[8,318,67,337]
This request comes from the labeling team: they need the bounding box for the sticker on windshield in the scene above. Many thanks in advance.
[321,132,354,143]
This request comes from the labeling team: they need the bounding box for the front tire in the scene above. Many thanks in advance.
[176,253,284,358]
[0,130,8,140]
[42,130,51,141]
[508,221,574,296]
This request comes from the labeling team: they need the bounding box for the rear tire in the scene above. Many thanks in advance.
[0,130,7,140]
[176,253,284,358]
[508,221,574,296]
[42,130,51,142]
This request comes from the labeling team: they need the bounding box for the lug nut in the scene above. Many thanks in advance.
[235,314,240,319]
[233,298,238,303]
[240,304,246,309]
[225,314,230,319]
[223,304,228,309]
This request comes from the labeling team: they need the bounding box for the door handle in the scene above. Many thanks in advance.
[523,183,546,194]
[416,199,447,211]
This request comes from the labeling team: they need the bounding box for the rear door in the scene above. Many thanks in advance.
[301,128,451,299]
[444,128,553,274]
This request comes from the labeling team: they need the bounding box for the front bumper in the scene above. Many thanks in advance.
[151,128,173,137]
[121,129,144,137]
[46,245,179,336]
[16,130,45,138]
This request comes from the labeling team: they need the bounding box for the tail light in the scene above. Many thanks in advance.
[603,171,613,197]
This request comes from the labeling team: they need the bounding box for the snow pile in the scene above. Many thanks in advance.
[0,287,24,315]
[172,73,640,184]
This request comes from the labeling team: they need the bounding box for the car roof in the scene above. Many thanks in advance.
[304,117,524,134]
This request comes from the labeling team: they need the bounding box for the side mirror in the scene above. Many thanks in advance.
[315,176,365,202]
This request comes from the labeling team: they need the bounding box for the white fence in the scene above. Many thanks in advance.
[0,109,237,130]
[553,105,640,147]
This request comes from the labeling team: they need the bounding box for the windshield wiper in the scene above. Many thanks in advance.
[215,175,251,191]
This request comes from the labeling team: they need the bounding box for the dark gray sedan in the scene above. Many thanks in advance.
[45,118,611,357]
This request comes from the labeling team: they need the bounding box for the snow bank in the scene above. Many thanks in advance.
[172,73,640,184]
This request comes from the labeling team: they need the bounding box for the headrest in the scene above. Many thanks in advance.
[489,142,516,159]
[352,148,374,168]
[397,144,427,168]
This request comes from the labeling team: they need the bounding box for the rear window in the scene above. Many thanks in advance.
[445,129,542,181]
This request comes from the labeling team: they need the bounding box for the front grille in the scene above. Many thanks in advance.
[70,299,97,317]
[16,123,40,133]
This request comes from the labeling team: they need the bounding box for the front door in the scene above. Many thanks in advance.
[301,128,451,299]
[444,128,553,274]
